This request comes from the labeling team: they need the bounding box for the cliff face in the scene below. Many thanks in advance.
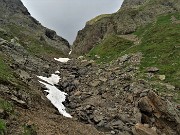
[0,0,30,15]
[72,0,180,55]
[0,0,70,56]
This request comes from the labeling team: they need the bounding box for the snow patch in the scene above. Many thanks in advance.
[37,74,60,85]
[39,81,72,118]
[37,74,72,118]
[69,50,72,55]
[55,70,60,74]
[54,58,70,63]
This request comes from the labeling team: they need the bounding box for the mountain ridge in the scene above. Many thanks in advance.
[72,0,180,55]
[0,0,70,57]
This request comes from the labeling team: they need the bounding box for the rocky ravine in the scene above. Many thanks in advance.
[1,35,179,135]
[58,54,180,135]
[0,37,103,135]
[0,0,180,135]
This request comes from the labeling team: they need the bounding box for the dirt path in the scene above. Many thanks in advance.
[12,104,104,135]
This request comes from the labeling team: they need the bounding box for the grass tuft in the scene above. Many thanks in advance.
[0,55,14,82]
[0,119,6,135]
[0,98,13,113]
[22,124,37,135]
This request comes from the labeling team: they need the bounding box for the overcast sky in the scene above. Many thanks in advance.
[21,0,124,44]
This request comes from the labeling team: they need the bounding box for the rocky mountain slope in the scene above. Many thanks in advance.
[72,0,180,100]
[0,0,180,135]
[0,0,70,57]
[60,54,180,135]
[70,0,180,134]
[72,0,180,55]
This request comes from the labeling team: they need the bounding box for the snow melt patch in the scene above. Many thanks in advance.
[69,50,72,55]
[37,74,60,85]
[54,58,70,63]
[55,70,60,74]
[37,74,72,118]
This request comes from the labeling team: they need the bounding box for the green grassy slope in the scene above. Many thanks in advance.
[88,35,134,63]
[0,98,13,135]
[88,12,180,102]
[132,13,180,87]
[0,55,14,82]
[0,119,6,135]
[1,24,66,58]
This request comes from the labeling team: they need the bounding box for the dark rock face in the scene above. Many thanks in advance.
[72,0,180,56]
[0,0,70,55]
[45,28,70,49]
[45,29,57,40]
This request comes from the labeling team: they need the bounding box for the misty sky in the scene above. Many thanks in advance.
[21,0,124,44]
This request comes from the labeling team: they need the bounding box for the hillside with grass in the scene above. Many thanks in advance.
[72,0,180,103]
[87,12,180,103]
[71,2,180,132]
[72,0,180,55]
[0,0,70,58]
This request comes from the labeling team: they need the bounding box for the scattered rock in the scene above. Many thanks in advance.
[11,96,27,108]
[99,77,108,82]
[0,38,7,45]
[146,67,159,73]
[137,91,180,134]
[119,54,130,63]
[18,70,31,81]
[127,94,133,103]
[111,131,116,134]
[177,105,180,110]
[165,84,175,90]
[95,55,100,59]
[110,120,124,129]
[158,75,166,81]
[73,91,81,96]
[134,107,142,123]
[132,123,158,135]
[78,56,84,60]
[89,80,101,87]
[0,33,179,135]
[138,96,153,113]
[93,114,104,123]
[73,79,80,84]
